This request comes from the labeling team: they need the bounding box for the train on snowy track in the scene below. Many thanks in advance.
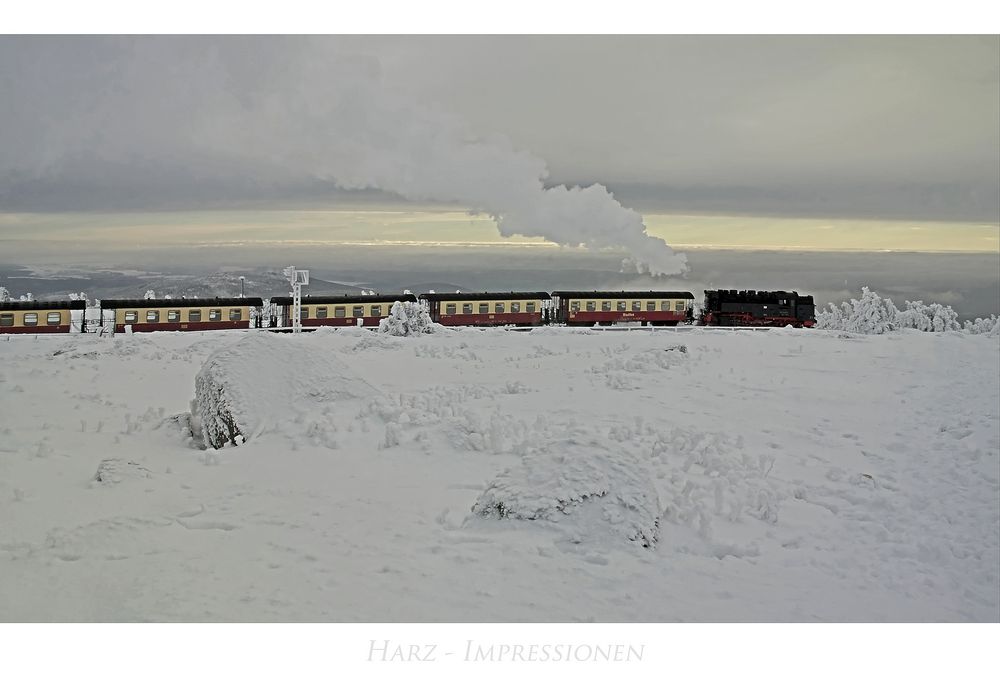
[1,289,815,335]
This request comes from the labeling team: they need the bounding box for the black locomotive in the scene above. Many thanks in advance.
[700,290,815,327]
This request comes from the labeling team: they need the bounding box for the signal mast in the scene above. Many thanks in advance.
[283,266,309,333]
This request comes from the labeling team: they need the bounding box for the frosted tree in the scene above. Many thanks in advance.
[144,290,156,300]
[817,287,971,334]
[843,287,898,334]
[816,301,844,330]
[0,286,10,302]
[964,315,1000,336]
[378,301,437,336]
[896,300,960,332]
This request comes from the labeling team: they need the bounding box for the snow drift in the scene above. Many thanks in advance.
[192,333,378,448]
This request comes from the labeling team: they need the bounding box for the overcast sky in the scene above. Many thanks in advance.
[1,35,997,223]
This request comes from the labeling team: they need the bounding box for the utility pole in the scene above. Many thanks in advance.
[283,266,309,333]
[239,275,246,298]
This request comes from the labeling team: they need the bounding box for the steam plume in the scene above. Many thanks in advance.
[0,37,687,276]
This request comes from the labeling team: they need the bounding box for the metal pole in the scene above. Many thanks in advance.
[283,266,309,334]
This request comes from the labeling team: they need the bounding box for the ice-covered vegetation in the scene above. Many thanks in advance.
[815,286,998,334]
[377,300,438,336]
[192,333,377,448]
[472,436,662,548]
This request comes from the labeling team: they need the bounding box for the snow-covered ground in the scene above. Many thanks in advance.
[0,326,997,622]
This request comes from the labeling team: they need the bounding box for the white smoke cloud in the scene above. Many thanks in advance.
[0,37,688,276]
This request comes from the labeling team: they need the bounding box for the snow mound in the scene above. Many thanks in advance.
[472,436,661,548]
[192,333,378,449]
[91,458,152,486]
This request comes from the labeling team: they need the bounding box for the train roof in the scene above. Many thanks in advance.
[100,297,263,309]
[705,290,814,304]
[269,294,417,305]
[419,292,552,301]
[551,290,695,299]
[0,300,87,311]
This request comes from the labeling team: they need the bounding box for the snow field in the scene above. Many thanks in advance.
[0,326,997,622]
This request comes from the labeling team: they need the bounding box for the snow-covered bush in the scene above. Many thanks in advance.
[471,437,661,548]
[816,287,898,334]
[817,287,969,335]
[895,299,961,332]
[378,301,438,336]
[964,315,1000,336]
[143,290,156,300]
[0,286,10,302]
[192,334,378,448]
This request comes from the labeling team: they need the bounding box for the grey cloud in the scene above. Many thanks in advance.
[0,35,997,224]
[0,35,687,274]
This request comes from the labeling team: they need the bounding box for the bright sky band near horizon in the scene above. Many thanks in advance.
[1,210,997,254]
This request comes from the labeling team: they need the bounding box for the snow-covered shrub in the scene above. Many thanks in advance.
[192,334,378,448]
[472,437,661,548]
[895,299,961,332]
[0,286,10,302]
[378,301,438,336]
[964,315,1000,336]
[817,287,966,334]
[143,290,156,300]
[92,458,152,485]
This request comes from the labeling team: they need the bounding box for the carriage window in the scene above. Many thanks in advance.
[495,303,505,313]
[315,307,328,319]
[188,310,202,322]
[47,312,62,325]
[526,302,536,313]
[602,301,612,312]
[570,301,581,312]
[167,310,180,322]
[587,301,597,312]
[124,311,138,323]
[23,313,38,326]
[300,307,309,319]
[209,309,222,321]
[229,308,242,321]
[632,301,642,311]
[617,301,627,312]
[334,306,346,318]
[479,303,489,314]
[462,303,473,314]
[646,301,656,312]
[445,304,457,315]
[0,313,13,327]
[146,310,159,322]
[511,302,521,313]
[353,306,364,317]
[675,301,686,312]
[661,301,670,311]
[371,306,382,317]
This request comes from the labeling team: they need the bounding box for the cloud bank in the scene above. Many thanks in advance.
[0,36,687,276]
